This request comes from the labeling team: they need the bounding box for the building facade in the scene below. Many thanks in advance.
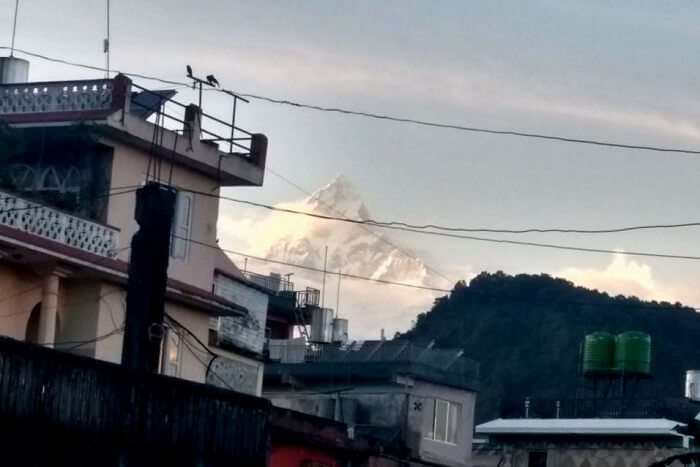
[475,418,693,467]
[264,339,480,467]
[0,61,267,388]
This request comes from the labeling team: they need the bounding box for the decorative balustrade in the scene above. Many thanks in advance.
[0,190,119,257]
[0,79,114,115]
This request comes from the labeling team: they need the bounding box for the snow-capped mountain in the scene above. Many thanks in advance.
[265,175,442,288]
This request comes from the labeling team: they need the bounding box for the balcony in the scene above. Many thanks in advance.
[0,79,114,115]
[0,189,119,257]
[0,75,267,187]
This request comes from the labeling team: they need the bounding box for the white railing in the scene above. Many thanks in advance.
[0,190,119,257]
[0,79,113,115]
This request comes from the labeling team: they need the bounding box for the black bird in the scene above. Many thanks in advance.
[206,74,219,87]
[186,65,193,77]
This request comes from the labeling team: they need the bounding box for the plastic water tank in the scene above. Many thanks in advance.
[685,370,700,401]
[614,331,651,375]
[0,56,29,84]
[583,332,615,375]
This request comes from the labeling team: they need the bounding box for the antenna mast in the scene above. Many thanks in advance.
[104,0,110,77]
[10,0,20,57]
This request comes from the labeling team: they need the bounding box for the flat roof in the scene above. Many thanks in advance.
[475,418,687,437]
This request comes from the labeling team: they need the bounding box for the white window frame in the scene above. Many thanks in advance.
[160,327,182,377]
[170,191,194,261]
[425,398,460,445]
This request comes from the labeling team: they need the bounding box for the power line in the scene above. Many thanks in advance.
[181,187,700,262]
[181,236,452,293]
[179,235,700,314]
[261,167,453,284]
[4,46,700,157]
[187,186,700,236]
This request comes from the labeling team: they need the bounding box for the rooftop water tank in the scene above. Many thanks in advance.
[310,307,333,343]
[332,318,349,344]
[614,331,651,375]
[0,56,29,84]
[583,332,615,375]
[685,370,700,401]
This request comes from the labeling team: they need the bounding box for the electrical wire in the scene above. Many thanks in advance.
[179,186,700,262]
[263,167,454,284]
[186,186,700,236]
[3,46,700,157]
[178,235,453,293]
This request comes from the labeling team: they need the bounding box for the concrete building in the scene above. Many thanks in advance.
[0,58,268,390]
[475,418,693,467]
[264,339,480,467]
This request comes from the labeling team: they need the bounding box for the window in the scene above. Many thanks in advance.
[529,452,547,467]
[424,398,460,444]
[160,327,182,377]
[170,191,194,260]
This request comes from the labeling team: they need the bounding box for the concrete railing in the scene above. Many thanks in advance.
[0,79,114,115]
[0,189,119,257]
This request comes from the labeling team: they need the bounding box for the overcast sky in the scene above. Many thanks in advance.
[4,1,700,333]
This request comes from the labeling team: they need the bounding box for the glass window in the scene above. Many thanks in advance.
[171,192,193,260]
[161,328,181,377]
[447,401,460,444]
[424,398,461,444]
[434,399,448,442]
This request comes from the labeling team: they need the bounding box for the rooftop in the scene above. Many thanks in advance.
[476,418,687,437]
[0,74,267,186]
[266,339,480,392]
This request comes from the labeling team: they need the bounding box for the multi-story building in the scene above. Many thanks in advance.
[0,56,268,389]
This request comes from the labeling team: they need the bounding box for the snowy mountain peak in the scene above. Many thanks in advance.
[305,174,371,220]
[262,175,443,289]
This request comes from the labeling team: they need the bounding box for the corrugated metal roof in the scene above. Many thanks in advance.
[475,418,686,436]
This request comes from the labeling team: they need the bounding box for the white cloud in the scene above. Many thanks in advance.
[556,254,696,305]
[198,46,700,142]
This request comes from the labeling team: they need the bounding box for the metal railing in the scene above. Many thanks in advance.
[0,189,119,257]
[243,271,294,293]
[500,397,697,419]
[130,82,255,156]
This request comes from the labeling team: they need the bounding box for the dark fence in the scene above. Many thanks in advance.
[0,336,270,466]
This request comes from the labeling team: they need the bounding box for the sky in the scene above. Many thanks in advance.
[3,0,700,336]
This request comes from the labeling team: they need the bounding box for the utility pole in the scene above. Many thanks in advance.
[122,182,177,373]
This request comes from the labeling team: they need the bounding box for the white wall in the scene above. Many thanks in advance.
[0,262,42,340]
[213,273,269,354]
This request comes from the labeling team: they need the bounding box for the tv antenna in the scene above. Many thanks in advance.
[186,65,220,110]
[10,0,20,57]
[104,0,110,77]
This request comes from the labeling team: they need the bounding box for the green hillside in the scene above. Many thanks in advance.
[401,271,700,424]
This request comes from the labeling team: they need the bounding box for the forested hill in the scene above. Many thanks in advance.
[400,271,700,424]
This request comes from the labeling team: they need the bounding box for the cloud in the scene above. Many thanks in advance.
[216,190,446,339]
[195,46,700,142]
[556,254,696,305]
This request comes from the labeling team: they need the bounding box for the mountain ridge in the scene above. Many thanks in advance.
[401,271,700,423]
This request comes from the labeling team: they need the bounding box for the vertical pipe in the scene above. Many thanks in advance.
[229,97,238,154]
[10,0,20,57]
[335,268,342,319]
[321,245,328,308]
[39,273,59,347]
[105,0,110,78]
[524,397,530,418]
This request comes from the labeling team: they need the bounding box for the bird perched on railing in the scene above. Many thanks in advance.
[186,65,193,77]
[206,74,219,87]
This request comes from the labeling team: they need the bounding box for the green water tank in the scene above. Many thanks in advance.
[614,331,651,375]
[583,332,615,375]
